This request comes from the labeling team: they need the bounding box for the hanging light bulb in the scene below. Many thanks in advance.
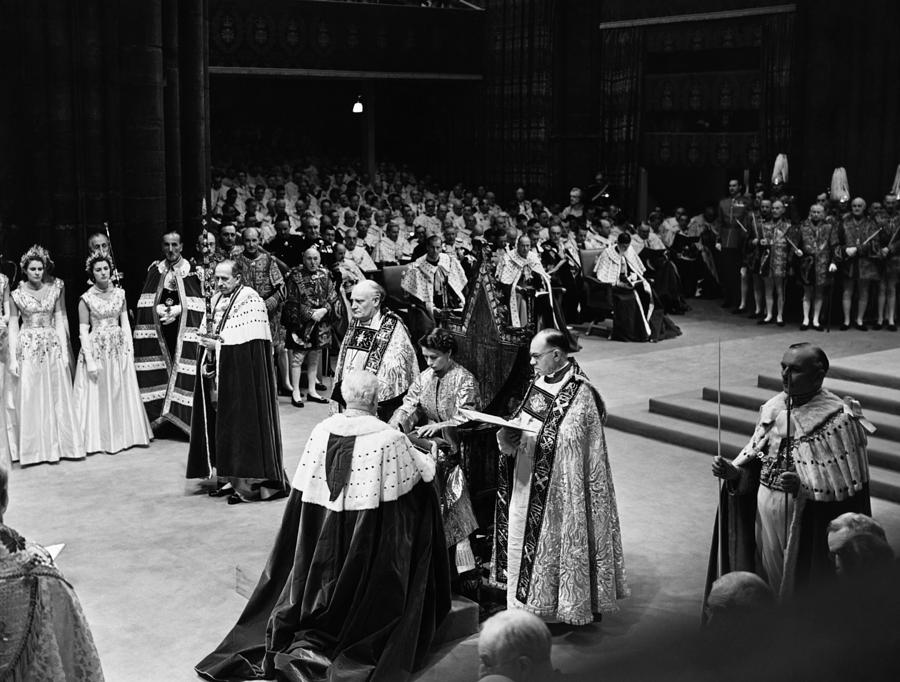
[352,96,363,114]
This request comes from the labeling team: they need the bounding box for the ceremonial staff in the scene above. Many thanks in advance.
[716,338,725,573]
[782,375,793,540]
[103,222,122,288]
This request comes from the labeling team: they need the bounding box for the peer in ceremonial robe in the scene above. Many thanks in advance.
[7,246,84,464]
[595,234,681,343]
[344,228,377,273]
[187,259,288,505]
[708,343,873,600]
[492,329,629,625]
[194,370,449,681]
[401,235,468,342]
[540,224,582,324]
[133,231,204,435]
[496,235,567,336]
[373,221,406,266]
[74,253,152,455]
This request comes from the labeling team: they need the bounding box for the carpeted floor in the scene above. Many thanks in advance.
[5,299,900,681]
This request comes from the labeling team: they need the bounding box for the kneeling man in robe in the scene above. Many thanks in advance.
[195,370,451,682]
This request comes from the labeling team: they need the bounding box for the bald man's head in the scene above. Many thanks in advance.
[781,343,828,397]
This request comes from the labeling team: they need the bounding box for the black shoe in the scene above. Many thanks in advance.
[291,397,305,408]
[776,320,785,327]
[227,493,245,505]
[315,382,328,392]
[800,323,809,331]
[855,323,868,332]
[732,307,747,315]
[888,324,898,332]
[839,323,850,331]
[873,323,883,331]
[748,311,762,319]
[812,324,823,332]
[208,485,233,498]
[757,318,771,325]
[306,394,328,404]
[278,387,292,397]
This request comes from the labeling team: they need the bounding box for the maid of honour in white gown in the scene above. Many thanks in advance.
[7,245,84,465]
[73,253,153,454]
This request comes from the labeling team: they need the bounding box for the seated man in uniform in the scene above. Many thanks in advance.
[195,370,450,682]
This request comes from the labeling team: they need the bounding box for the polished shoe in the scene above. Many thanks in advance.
[855,323,869,332]
[873,323,883,331]
[776,320,785,327]
[291,397,305,408]
[812,323,824,332]
[315,382,328,392]
[839,323,850,331]
[757,318,771,325]
[888,324,898,332]
[227,493,245,505]
[208,485,233,498]
[306,394,328,404]
[800,323,810,331]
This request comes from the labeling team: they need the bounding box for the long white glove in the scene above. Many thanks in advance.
[79,323,98,380]
[55,311,70,369]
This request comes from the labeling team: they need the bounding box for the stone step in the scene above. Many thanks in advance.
[650,395,900,473]
[828,362,900,391]
[433,596,480,646]
[702,386,900,442]
[757,375,900,415]
[607,406,900,504]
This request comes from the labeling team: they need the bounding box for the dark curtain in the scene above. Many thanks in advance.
[484,0,557,199]
[599,27,644,210]
[1,0,209,303]
[794,0,900,203]
[761,11,794,180]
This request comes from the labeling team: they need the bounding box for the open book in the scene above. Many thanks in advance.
[458,408,539,433]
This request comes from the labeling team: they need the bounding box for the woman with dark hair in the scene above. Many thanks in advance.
[7,245,84,464]
[388,328,480,580]
[73,253,152,454]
